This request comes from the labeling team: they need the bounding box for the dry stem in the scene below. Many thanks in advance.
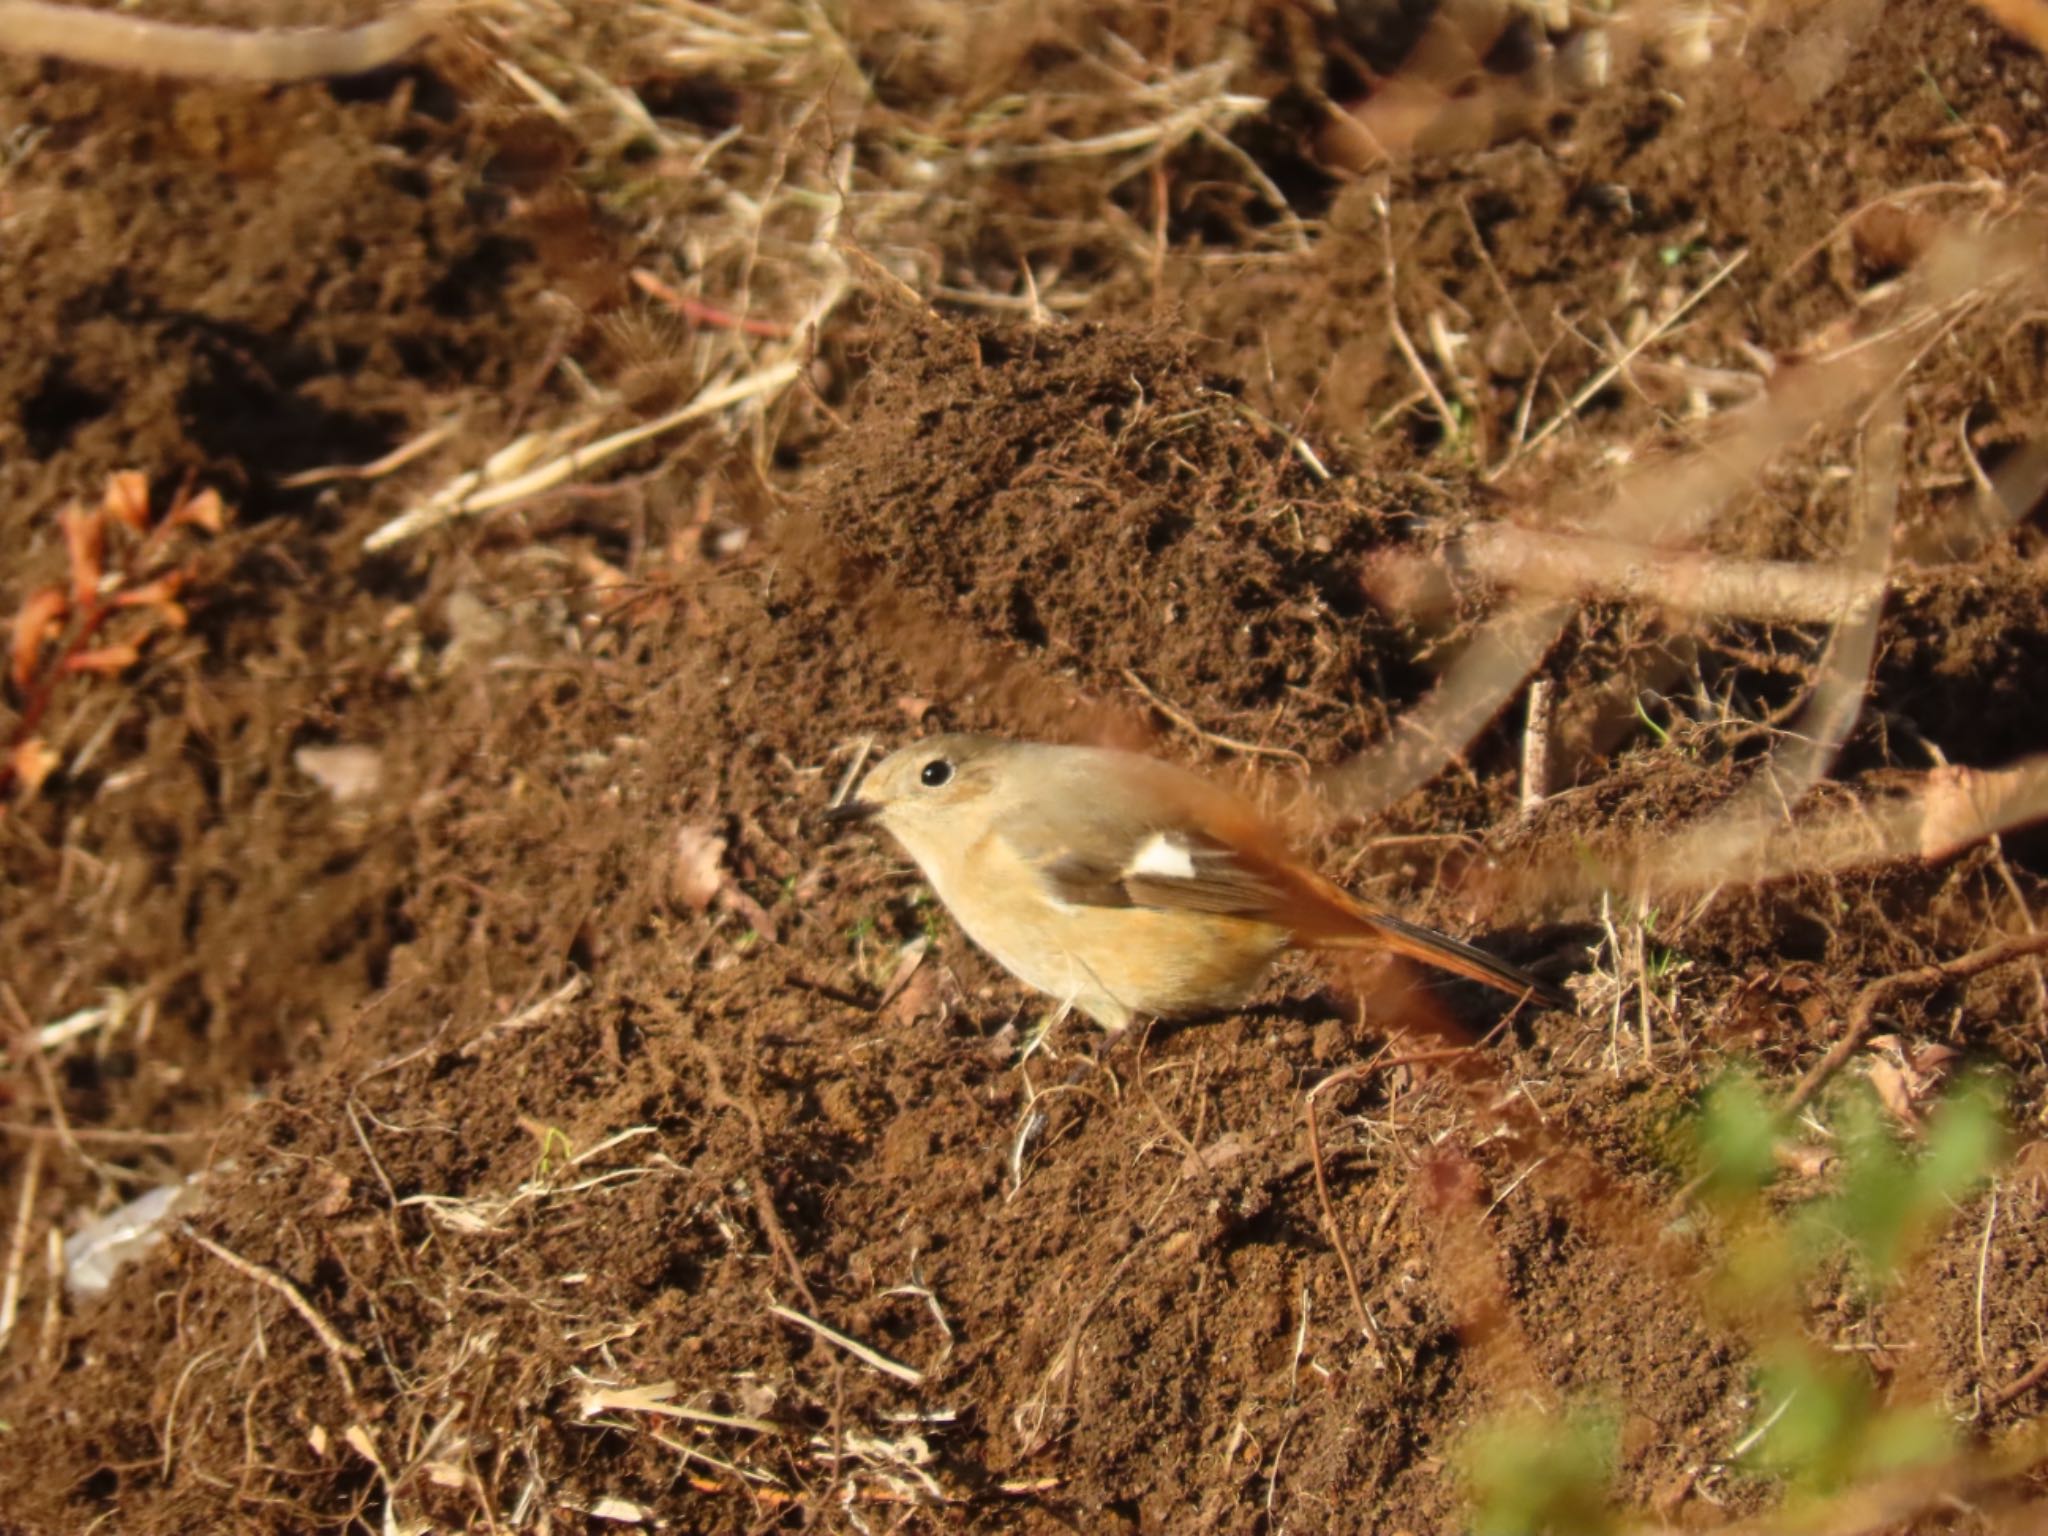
[767,1303,924,1386]
[0,1,428,81]
[1784,934,2048,1114]
[183,1226,364,1399]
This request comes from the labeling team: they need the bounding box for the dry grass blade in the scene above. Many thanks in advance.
[0,1139,44,1350]
[578,1380,780,1435]
[767,1302,925,1385]
[1500,248,1751,471]
[363,361,803,551]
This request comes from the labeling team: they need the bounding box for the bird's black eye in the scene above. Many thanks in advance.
[920,759,953,787]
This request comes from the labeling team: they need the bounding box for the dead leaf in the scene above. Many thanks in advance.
[1184,1134,1251,1174]
[10,586,68,693]
[112,572,188,628]
[295,744,385,805]
[875,936,931,1013]
[102,470,150,531]
[61,502,103,606]
[343,1423,382,1468]
[9,738,59,798]
[1919,761,2048,860]
[883,963,939,1030]
[61,643,142,678]
[1912,1042,1961,1078]
[572,548,630,593]
[167,486,226,535]
[896,695,932,722]
[716,882,780,944]
[1867,1057,1923,1132]
[670,823,727,912]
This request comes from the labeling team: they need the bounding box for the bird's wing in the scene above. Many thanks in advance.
[1014,822,1286,918]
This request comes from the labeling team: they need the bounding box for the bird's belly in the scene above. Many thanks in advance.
[938,884,1287,1028]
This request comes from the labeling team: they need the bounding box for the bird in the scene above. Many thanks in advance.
[824,733,1568,1031]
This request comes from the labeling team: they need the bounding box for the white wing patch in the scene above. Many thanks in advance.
[1125,830,1198,882]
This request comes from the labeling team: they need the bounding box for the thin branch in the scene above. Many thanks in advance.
[1503,249,1751,469]
[0,1139,45,1348]
[1304,1047,1475,1344]
[0,0,428,81]
[1122,670,1311,769]
[183,1226,363,1399]
[1786,934,2048,1114]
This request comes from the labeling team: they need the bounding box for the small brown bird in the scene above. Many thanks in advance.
[826,734,1568,1030]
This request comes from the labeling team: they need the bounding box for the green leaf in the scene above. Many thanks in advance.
[1460,1405,1618,1536]
[1693,1070,1778,1207]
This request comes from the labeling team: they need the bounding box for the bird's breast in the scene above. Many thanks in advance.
[927,835,1288,1026]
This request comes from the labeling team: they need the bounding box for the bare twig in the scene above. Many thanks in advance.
[1638,401,1900,894]
[1520,678,1555,814]
[0,1139,45,1349]
[1371,523,1888,625]
[1304,1047,1474,1344]
[1499,249,1750,470]
[183,1226,364,1399]
[1121,670,1311,770]
[1990,1344,2048,1412]
[1786,934,2048,1114]
[0,0,428,81]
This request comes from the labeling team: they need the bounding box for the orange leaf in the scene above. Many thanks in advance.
[168,486,226,535]
[111,572,187,616]
[61,643,142,677]
[9,586,68,693]
[9,736,59,798]
[102,470,151,532]
[62,502,104,607]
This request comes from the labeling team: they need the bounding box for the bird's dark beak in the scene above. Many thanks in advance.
[822,798,881,828]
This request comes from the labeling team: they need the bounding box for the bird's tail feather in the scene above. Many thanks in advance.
[1316,908,1570,1010]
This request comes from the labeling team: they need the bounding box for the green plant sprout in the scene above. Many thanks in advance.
[1743,1345,1952,1495]
[1697,1069,2005,1292]
[1460,1405,1619,1536]
[1704,1068,2003,1505]
[1457,1068,2005,1532]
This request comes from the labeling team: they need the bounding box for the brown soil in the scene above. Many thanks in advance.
[4,1,2048,1532]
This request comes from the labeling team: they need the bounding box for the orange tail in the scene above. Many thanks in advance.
[1311,907,1571,1010]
